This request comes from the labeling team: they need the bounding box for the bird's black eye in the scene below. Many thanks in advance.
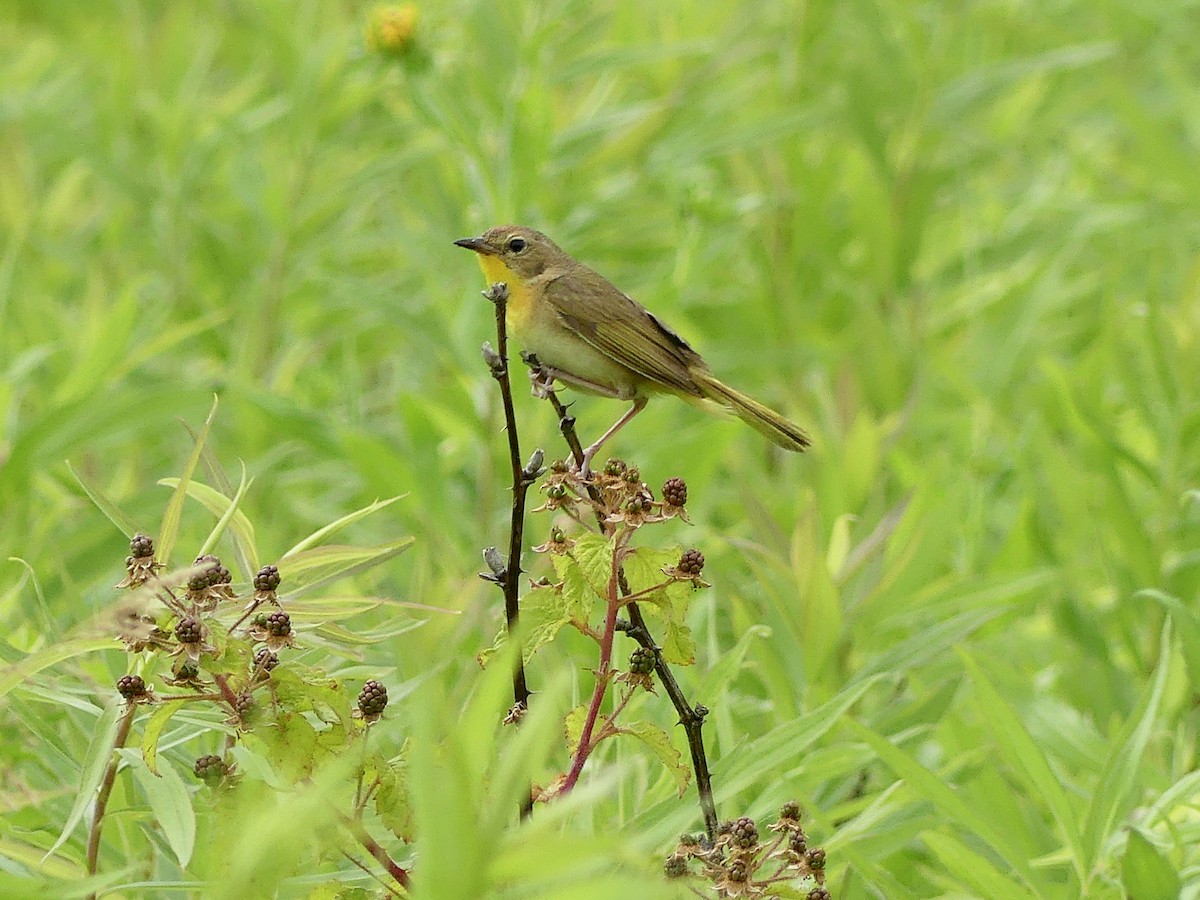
[508,236,527,253]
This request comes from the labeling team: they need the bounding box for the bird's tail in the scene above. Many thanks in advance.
[691,370,811,452]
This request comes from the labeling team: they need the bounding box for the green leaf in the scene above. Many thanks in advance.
[552,531,614,617]
[45,700,123,859]
[0,637,119,698]
[157,395,219,567]
[1120,829,1181,900]
[479,582,571,667]
[282,494,407,557]
[157,475,258,575]
[1082,620,1173,881]
[620,546,697,665]
[922,831,1030,900]
[142,700,189,776]
[66,461,138,537]
[119,749,196,867]
[278,539,414,598]
[617,720,689,796]
[959,652,1085,883]
[564,704,589,757]
[844,718,1039,891]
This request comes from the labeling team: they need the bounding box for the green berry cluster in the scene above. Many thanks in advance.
[629,647,655,675]
[193,754,228,784]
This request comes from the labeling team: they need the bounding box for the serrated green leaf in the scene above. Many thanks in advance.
[479,582,571,667]
[142,700,189,776]
[571,532,616,600]
[120,749,196,867]
[564,704,589,757]
[1120,829,1181,900]
[618,720,689,796]
[158,396,218,567]
[660,614,696,666]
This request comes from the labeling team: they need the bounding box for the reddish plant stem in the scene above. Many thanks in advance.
[343,815,410,889]
[562,530,627,792]
[86,701,137,894]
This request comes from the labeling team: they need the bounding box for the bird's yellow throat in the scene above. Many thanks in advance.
[474,254,535,331]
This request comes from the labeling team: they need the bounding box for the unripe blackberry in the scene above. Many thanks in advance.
[547,484,567,500]
[731,816,758,849]
[175,617,202,644]
[264,611,291,637]
[808,890,831,900]
[625,493,652,515]
[550,526,565,544]
[253,564,281,592]
[806,848,826,870]
[727,858,749,882]
[623,466,641,485]
[129,534,155,559]
[189,554,222,591]
[176,662,200,681]
[780,800,802,821]
[629,647,655,675]
[716,820,733,837]
[254,648,279,672]
[662,477,687,507]
[549,458,569,474]
[603,458,626,476]
[211,563,231,586]
[117,674,146,699]
[679,833,700,847]
[358,680,388,717]
[677,548,705,576]
[664,855,688,878]
[789,830,808,855]
[193,754,227,783]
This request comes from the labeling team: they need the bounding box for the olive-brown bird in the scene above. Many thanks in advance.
[455,226,810,473]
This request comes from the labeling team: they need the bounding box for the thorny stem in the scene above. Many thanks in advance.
[482,282,533,711]
[481,281,535,819]
[533,368,720,840]
[86,701,137,896]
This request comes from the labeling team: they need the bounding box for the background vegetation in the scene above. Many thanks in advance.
[1,0,1198,897]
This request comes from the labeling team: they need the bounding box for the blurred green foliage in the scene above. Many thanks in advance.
[1,0,1198,897]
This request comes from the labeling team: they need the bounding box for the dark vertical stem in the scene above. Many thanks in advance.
[483,282,532,710]
[534,370,719,840]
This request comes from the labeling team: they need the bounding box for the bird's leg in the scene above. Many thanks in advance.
[580,397,647,477]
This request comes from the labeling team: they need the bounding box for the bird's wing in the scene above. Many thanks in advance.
[542,269,705,397]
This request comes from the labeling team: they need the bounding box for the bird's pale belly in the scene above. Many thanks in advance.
[510,308,642,400]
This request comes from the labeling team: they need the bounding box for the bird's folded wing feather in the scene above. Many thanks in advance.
[544,271,704,397]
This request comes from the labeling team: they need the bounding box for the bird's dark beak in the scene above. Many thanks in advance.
[454,236,497,255]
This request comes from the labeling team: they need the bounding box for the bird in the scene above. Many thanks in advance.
[455,225,810,474]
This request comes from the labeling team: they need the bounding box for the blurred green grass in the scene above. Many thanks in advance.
[1,0,1198,897]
